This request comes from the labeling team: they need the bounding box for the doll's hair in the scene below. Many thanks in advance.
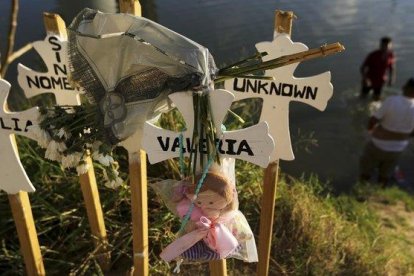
[186,172,236,211]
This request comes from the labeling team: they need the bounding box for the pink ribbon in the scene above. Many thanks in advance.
[160,216,239,262]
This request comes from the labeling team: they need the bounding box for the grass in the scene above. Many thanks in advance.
[1,136,413,275]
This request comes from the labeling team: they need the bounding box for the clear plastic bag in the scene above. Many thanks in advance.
[151,158,258,263]
[67,8,217,144]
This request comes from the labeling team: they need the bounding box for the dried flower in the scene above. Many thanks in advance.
[61,153,83,169]
[92,151,114,167]
[45,141,66,161]
[28,125,51,149]
[104,176,123,189]
[57,128,71,139]
[45,150,62,162]
[76,161,90,175]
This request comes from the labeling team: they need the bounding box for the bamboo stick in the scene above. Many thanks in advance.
[117,2,149,276]
[256,11,293,276]
[215,42,344,83]
[257,43,344,70]
[43,12,111,271]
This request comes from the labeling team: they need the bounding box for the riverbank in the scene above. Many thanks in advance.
[1,145,413,274]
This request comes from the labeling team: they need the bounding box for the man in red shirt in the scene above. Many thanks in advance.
[360,37,396,101]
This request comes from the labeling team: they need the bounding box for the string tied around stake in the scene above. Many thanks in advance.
[177,130,223,234]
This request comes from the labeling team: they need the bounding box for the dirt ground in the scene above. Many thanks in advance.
[370,197,414,256]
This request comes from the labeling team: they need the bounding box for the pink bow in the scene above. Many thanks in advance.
[160,216,239,262]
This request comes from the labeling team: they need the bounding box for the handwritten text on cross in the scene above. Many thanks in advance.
[0,80,40,194]
[224,34,333,161]
[18,35,82,105]
[142,89,274,168]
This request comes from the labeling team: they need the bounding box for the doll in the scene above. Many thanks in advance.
[161,172,238,261]
[152,160,258,263]
[175,172,236,222]
[161,171,257,262]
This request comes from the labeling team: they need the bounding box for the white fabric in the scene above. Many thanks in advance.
[374,95,414,133]
[372,137,409,152]
[372,94,414,151]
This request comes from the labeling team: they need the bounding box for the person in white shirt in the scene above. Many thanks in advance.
[360,78,414,185]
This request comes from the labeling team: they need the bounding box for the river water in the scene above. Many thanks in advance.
[1,0,414,191]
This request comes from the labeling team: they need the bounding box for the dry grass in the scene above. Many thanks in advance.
[1,144,414,275]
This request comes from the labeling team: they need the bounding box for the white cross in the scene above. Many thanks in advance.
[17,35,82,106]
[224,34,333,161]
[142,89,275,168]
[0,79,40,194]
[12,35,83,193]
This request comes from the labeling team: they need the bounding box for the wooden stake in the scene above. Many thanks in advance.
[78,152,111,271]
[128,150,149,276]
[274,10,295,37]
[8,191,45,276]
[117,2,149,275]
[257,161,280,276]
[257,11,294,276]
[209,259,227,276]
[119,0,142,16]
[43,12,67,39]
[1,51,44,274]
[42,13,111,271]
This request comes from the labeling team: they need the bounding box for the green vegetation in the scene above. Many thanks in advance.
[271,178,414,275]
[1,138,413,275]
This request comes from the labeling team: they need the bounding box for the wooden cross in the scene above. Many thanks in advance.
[142,89,274,276]
[17,35,82,106]
[143,89,274,168]
[224,10,339,276]
[0,79,40,194]
[224,31,333,161]
[116,2,150,276]
[0,79,45,275]
[17,14,110,271]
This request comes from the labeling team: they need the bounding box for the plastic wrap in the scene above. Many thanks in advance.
[151,159,258,263]
[67,8,217,144]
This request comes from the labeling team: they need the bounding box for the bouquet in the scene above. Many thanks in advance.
[32,8,217,186]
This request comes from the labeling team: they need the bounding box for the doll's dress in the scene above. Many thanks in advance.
[176,198,228,261]
[173,198,257,262]
[151,177,258,263]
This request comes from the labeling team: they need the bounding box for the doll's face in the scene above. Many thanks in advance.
[187,190,228,219]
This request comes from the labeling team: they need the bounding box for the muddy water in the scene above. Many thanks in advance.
[1,0,414,190]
